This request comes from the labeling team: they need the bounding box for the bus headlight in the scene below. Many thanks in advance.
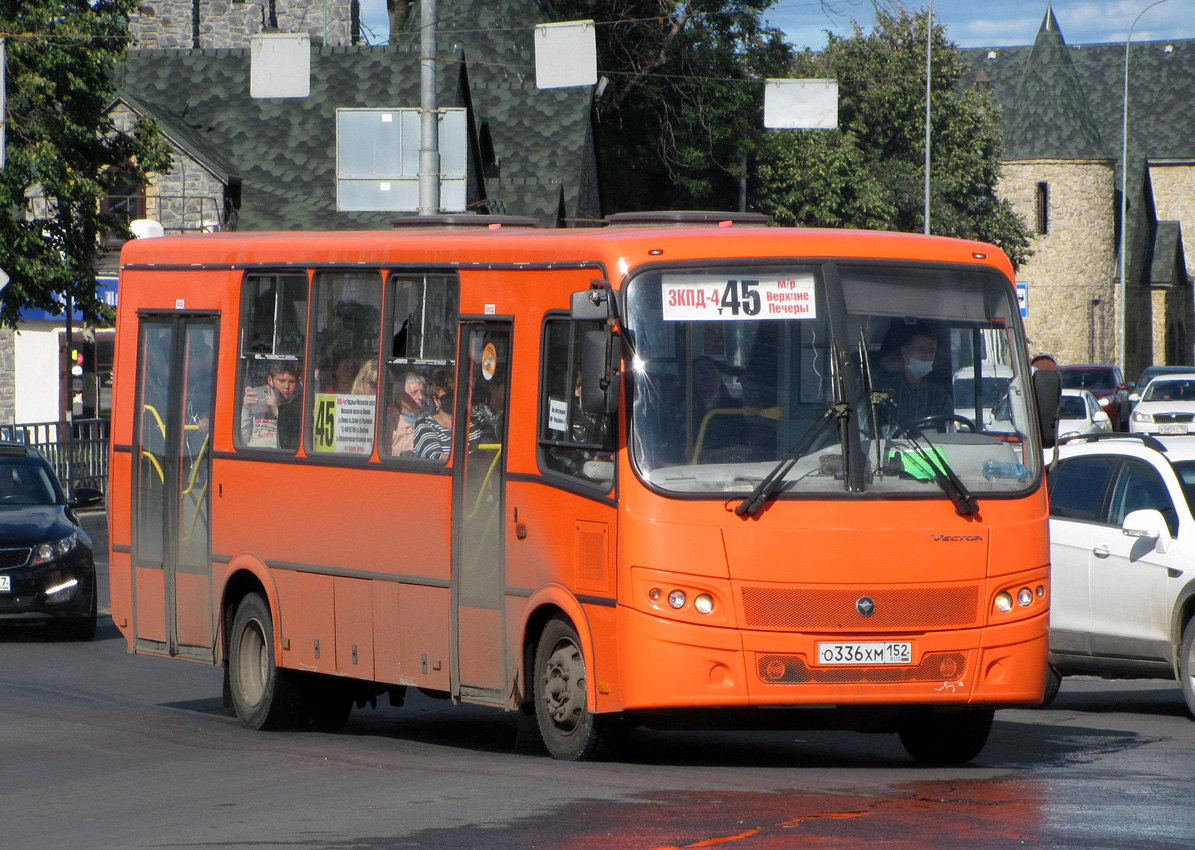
[1017,588,1034,607]
[694,594,714,615]
[994,592,1013,613]
[668,590,687,609]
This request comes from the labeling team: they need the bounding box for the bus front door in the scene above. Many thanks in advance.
[131,316,218,660]
[452,322,510,702]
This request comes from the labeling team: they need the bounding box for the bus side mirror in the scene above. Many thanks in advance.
[580,330,621,415]
[571,288,611,321]
[1033,369,1062,449]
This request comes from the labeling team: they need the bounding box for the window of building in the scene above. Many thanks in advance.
[236,273,308,451]
[538,317,615,486]
[100,169,146,247]
[308,271,383,457]
[335,108,467,212]
[381,274,459,461]
[1035,182,1049,235]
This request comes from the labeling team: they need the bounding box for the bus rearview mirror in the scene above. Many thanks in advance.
[1033,369,1062,449]
[571,288,610,321]
[581,330,621,415]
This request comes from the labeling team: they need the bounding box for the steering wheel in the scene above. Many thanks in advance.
[894,414,976,438]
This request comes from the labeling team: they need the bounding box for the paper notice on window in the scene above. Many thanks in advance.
[312,393,376,454]
[548,398,569,433]
[661,274,816,321]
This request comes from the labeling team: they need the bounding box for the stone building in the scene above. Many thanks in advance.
[962,6,1195,378]
[3,0,598,424]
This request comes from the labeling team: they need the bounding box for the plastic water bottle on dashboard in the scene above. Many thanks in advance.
[982,459,1028,482]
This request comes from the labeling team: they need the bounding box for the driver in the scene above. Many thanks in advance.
[876,321,953,427]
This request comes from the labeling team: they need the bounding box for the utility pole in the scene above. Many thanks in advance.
[418,0,440,215]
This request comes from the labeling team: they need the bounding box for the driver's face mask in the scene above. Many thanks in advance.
[907,358,934,379]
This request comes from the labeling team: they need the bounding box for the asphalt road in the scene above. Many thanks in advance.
[2,512,1194,850]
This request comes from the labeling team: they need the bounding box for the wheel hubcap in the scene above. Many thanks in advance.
[541,638,586,734]
[235,618,268,709]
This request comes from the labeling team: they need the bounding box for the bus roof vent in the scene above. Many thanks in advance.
[604,211,773,227]
[390,214,540,229]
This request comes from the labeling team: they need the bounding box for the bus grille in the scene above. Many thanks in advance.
[757,652,967,684]
[0,548,31,569]
[741,586,979,631]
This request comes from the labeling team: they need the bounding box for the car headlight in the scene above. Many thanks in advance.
[1098,397,1113,407]
[31,532,78,565]
[1132,411,1153,423]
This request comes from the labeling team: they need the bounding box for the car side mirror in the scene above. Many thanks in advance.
[70,487,103,510]
[1123,508,1171,554]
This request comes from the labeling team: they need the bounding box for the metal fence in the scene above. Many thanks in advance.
[2,419,109,500]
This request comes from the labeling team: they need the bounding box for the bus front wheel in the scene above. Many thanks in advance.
[534,618,608,761]
[228,593,304,731]
[897,708,994,764]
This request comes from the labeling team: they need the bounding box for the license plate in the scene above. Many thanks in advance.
[1158,424,1188,434]
[0,575,9,593]
[817,641,912,665]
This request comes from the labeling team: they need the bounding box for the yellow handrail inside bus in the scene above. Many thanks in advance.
[690,406,782,463]
[466,443,503,519]
[181,432,210,497]
[143,404,166,438]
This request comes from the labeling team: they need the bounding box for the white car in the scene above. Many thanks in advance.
[1129,373,1195,435]
[1047,433,1195,714]
[1057,388,1112,439]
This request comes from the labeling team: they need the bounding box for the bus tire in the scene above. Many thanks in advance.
[1040,664,1063,708]
[228,593,304,731]
[534,617,608,761]
[898,708,994,764]
[1178,619,1195,720]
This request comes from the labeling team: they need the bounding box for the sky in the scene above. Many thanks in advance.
[356,1,1195,49]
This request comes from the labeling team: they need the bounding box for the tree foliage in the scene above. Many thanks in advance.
[550,1,792,213]
[752,10,1032,268]
[0,0,171,328]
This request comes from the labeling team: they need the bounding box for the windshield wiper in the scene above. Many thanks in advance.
[878,402,980,517]
[733,402,849,518]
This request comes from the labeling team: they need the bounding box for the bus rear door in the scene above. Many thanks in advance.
[131,314,218,659]
[452,321,511,702]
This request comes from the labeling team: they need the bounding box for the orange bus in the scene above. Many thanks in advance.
[109,213,1053,763]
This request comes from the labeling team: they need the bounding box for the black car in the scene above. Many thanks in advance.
[0,442,103,640]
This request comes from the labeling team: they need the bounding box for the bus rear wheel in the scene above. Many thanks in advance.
[898,708,994,764]
[228,593,304,731]
[534,618,609,761]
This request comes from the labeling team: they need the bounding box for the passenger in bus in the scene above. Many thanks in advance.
[875,321,953,427]
[470,367,506,445]
[240,361,302,449]
[350,359,379,395]
[316,352,357,394]
[389,371,430,455]
[411,369,460,459]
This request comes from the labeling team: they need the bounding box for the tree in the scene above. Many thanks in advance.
[752,10,1032,268]
[550,1,793,213]
[0,0,171,328]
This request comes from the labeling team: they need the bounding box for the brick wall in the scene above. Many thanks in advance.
[1001,160,1119,366]
[0,328,14,423]
[1150,163,1195,281]
[130,0,356,49]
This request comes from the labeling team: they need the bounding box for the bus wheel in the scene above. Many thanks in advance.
[534,618,606,761]
[898,709,994,764]
[1041,664,1063,708]
[228,594,303,731]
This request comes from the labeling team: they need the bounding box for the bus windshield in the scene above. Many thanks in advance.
[625,263,1038,499]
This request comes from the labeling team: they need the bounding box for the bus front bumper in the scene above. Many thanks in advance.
[614,605,1048,711]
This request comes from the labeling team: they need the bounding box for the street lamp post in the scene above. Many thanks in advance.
[1120,0,1178,374]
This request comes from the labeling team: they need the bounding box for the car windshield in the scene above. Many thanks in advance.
[624,263,1040,500]
[0,455,61,507]
[1142,380,1195,402]
[1058,396,1088,419]
[1060,368,1115,390]
[1173,462,1195,513]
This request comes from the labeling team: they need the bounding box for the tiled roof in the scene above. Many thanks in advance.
[113,0,596,229]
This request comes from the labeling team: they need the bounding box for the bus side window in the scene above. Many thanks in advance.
[538,317,614,485]
[236,273,308,452]
[382,274,459,462]
[306,271,383,458]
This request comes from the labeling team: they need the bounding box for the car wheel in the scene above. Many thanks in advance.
[1178,619,1195,720]
[57,580,97,642]
[897,708,994,764]
[227,593,304,731]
